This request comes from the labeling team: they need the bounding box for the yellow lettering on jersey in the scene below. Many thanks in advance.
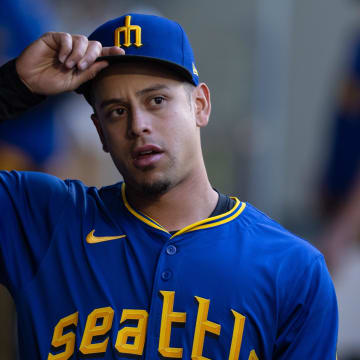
[158,291,187,358]
[228,310,246,360]
[48,312,78,360]
[114,15,143,48]
[115,309,148,355]
[248,349,259,360]
[191,296,221,360]
[79,307,114,355]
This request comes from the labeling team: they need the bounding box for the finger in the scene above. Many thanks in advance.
[42,32,73,64]
[75,60,109,86]
[57,33,73,64]
[101,46,125,57]
[65,35,88,69]
[78,40,102,71]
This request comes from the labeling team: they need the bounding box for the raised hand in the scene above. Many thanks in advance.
[15,32,124,95]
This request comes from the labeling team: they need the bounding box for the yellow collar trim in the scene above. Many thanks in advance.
[171,199,245,238]
[121,183,246,237]
[121,184,168,233]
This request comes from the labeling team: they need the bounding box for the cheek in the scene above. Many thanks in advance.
[101,126,129,161]
[166,105,196,135]
[101,121,126,146]
[167,116,198,158]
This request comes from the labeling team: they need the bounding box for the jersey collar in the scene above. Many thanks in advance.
[121,182,246,238]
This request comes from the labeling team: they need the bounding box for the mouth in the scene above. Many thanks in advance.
[132,145,164,169]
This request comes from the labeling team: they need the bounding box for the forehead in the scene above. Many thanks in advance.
[93,62,184,89]
[91,62,186,105]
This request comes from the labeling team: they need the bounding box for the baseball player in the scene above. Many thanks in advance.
[0,13,338,359]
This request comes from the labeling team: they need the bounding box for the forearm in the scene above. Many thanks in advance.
[0,59,46,122]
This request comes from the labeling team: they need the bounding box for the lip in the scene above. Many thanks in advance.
[132,144,164,169]
[132,144,163,158]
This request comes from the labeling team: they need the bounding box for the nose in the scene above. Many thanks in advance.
[127,108,152,138]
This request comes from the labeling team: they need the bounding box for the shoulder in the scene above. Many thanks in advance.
[232,202,324,278]
[240,202,320,252]
[0,170,70,199]
[0,170,124,225]
[236,202,336,315]
[0,170,107,207]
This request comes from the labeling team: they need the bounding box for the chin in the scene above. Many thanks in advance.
[120,162,176,196]
[123,170,173,196]
[139,179,171,195]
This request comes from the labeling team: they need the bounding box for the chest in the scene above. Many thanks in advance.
[17,215,276,359]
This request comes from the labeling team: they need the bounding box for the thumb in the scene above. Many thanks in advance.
[74,60,109,88]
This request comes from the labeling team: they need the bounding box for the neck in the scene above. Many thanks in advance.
[125,168,218,232]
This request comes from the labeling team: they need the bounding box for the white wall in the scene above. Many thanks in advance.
[250,0,359,223]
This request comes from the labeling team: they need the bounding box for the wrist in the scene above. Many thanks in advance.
[7,58,46,103]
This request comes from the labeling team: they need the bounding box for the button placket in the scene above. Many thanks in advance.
[161,269,173,281]
[161,244,177,281]
[166,244,177,255]
[145,237,183,357]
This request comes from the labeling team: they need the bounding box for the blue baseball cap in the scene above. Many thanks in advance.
[77,13,199,99]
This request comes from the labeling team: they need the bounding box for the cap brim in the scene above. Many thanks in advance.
[76,54,196,97]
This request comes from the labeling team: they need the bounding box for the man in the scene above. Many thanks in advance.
[0,13,338,359]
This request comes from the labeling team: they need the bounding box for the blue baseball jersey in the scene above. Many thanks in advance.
[0,171,338,359]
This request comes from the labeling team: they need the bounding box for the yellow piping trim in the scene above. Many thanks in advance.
[188,202,246,231]
[121,183,168,233]
[121,183,246,237]
[171,198,240,237]
[171,200,246,238]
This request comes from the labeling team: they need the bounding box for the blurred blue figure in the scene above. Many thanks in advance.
[0,0,60,170]
[320,32,360,360]
[322,35,360,217]
[0,1,60,358]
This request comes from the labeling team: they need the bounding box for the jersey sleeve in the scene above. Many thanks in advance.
[274,255,338,359]
[0,59,46,122]
[0,170,69,296]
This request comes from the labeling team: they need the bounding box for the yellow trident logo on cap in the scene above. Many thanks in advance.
[114,15,143,48]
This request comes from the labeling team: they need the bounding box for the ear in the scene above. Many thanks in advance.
[91,113,109,153]
[194,83,211,128]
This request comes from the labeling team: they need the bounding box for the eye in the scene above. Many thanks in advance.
[151,96,165,105]
[113,108,125,116]
[107,107,126,119]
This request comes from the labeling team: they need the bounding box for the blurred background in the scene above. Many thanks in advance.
[1,0,360,358]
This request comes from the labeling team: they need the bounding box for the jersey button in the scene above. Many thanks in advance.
[161,270,173,281]
[166,245,177,255]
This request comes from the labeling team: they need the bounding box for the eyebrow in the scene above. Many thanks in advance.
[99,84,171,110]
[135,84,170,97]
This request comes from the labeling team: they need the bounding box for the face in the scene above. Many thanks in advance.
[91,62,211,196]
